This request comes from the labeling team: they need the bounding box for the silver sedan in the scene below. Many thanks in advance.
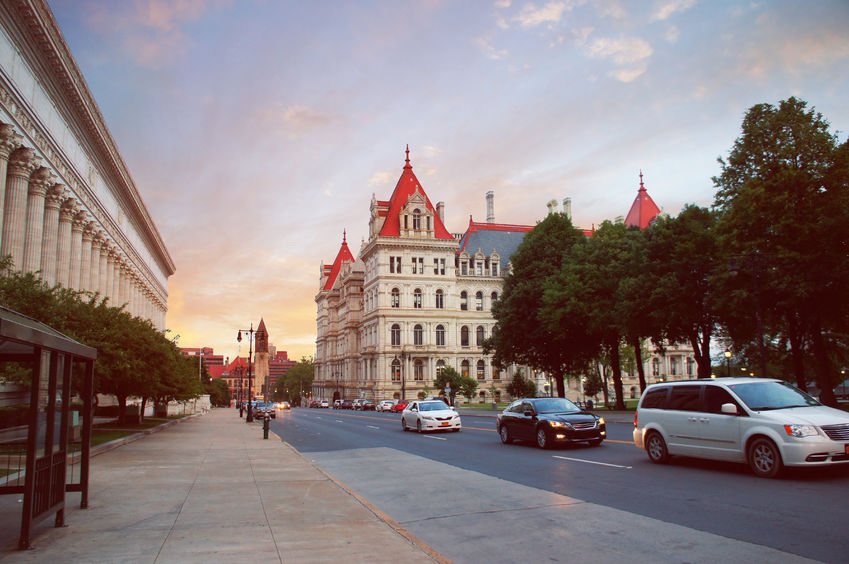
[401,400,461,433]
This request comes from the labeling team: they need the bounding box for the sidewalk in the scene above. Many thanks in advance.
[0,409,447,563]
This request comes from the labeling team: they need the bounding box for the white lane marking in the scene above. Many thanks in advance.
[367,425,380,430]
[336,420,343,423]
[424,435,447,441]
[552,456,632,469]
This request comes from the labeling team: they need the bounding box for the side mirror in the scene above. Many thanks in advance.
[523,410,534,417]
[720,403,738,415]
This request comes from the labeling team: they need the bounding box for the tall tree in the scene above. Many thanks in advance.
[713,97,849,405]
[486,212,590,397]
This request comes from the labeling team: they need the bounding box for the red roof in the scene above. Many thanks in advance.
[624,172,661,230]
[378,146,454,239]
[323,232,355,290]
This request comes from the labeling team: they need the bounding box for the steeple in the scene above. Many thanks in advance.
[404,144,411,170]
[322,231,355,290]
[624,171,661,230]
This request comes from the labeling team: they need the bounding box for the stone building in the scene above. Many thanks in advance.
[0,1,174,328]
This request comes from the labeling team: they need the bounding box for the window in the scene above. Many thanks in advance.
[476,261,483,276]
[391,358,400,381]
[652,358,660,377]
[390,256,402,274]
[687,357,695,376]
[492,367,501,381]
[391,288,400,308]
[491,291,498,304]
[413,288,422,309]
[475,291,483,311]
[705,385,739,414]
[460,291,468,311]
[461,326,469,347]
[436,360,445,376]
[433,258,439,275]
[461,360,470,378]
[670,358,679,376]
[491,262,498,277]
[391,324,401,346]
[435,289,444,309]
[667,385,701,411]
[476,360,485,380]
[414,324,423,345]
[437,258,445,275]
[435,324,445,346]
[413,209,421,230]
[641,388,668,409]
[476,325,484,346]
[412,257,423,274]
[414,359,423,381]
[461,261,468,275]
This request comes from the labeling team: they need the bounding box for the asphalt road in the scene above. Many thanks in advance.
[270,408,848,563]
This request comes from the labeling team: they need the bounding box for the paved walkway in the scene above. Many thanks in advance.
[0,409,447,563]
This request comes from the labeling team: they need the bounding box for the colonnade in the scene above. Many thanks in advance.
[0,121,166,327]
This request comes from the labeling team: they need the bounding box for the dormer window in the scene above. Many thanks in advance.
[413,209,421,230]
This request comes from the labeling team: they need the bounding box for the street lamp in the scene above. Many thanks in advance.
[237,324,256,423]
[724,350,732,378]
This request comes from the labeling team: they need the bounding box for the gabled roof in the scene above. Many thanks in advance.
[323,232,355,290]
[624,172,661,230]
[457,218,534,271]
[378,146,454,239]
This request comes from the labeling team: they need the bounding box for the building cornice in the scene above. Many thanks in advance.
[0,1,175,282]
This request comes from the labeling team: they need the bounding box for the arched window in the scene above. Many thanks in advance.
[413,209,421,230]
[391,323,401,346]
[476,325,485,347]
[475,291,483,311]
[391,358,400,382]
[477,360,485,380]
[461,360,470,378]
[460,291,468,311]
[435,289,444,309]
[436,359,445,377]
[652,358,660,376]
[414,324,423,345]
[413,288,422,309]
[435,324,445,346]
[491,291,498,304]
[460,326,469,347]
[492,367,501,380]
[391,288,400,308]
[414,359,423,381]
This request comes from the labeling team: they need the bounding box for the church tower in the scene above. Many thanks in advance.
[254,319,270,398]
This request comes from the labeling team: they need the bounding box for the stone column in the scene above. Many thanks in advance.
[90,232,105,295]
[105,248,116,303]
[56,199,77,287]
[69,211,86,290]
[39,184,66,286]
[0,124,22,240]
[1,147,41,270]
[122,265,132,311]
[98,240,110,301]
[23,168,54,274]
[110,250,121,303]
[79,222,95,292]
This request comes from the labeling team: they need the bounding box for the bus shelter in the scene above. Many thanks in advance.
[0,306,96,549]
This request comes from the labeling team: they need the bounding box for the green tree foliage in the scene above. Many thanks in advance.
[486,212,588,397]
[433,366,476,405]
[207,378,231,407]
[275,356,314,406]
[713,97,849,405]
[505,370,537,399]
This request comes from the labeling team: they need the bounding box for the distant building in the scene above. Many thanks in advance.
[180,347,225,370]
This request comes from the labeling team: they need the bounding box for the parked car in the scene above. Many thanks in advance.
[320,399,329,408]
[376,400,397,412]
[633,377,849,478]
[390,400,409,413]
[340,399,354,409]
[253,402,276,419]
[497,397,605,449]
[360,400,375,411]
[353,398,366,410]
[333,399,342,409]
[401,400,461,433]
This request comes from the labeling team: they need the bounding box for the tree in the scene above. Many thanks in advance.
[505,370,537,399]
[277,357,314,406]
[713,97,849,405]
[486,212,590,397]
[207,378,231,407]
[434,366,466,405]
[459,376,479,403]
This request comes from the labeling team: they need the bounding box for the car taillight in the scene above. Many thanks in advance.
[634,412,638,427]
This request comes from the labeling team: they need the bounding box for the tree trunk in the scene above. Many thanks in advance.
[117,395,128,425]
[598,364,609,408]
[787,316,807,392]
[810,321,837,407]
[555,374,565,397]
[690,328,713,379]
[609,343,626,410]
[140,397,148,423]
[631,335,647,392]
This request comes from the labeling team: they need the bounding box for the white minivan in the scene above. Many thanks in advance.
[633,377,849,477]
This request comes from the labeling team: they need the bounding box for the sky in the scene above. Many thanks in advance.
[46,0,849,365]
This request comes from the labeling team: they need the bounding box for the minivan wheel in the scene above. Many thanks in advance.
[499,425,513,444]
[748,437,783,478]
[645,431,669,464]
[536,426,551,449]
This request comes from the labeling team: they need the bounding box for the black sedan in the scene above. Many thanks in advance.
[496,397,605,449]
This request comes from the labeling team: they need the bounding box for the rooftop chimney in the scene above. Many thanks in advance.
[547,199,558,215]
[563,197,572,221]
[436,201,445,223]
[486,191,495,223]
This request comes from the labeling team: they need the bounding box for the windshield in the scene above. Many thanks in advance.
[728,381,820,411]
[419,401,451,412]
[533,397,581,414]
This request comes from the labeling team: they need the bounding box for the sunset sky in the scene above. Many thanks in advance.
[47,0,849,364]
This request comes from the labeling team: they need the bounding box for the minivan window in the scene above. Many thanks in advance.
[728,381,819,411]
[640,388,667,409]
[667,385,701,411]
[704,385,740,414]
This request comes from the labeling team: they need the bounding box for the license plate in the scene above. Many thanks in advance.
[440,422,450,427]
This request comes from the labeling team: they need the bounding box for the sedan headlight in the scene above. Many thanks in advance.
[422,416,435,421]
[548,421,572,429]
[597,417,605,425]
[784,424,818,438]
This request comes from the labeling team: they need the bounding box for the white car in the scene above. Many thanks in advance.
[633,377,849,478]
[376,400,397,412]
[401,400,461,433]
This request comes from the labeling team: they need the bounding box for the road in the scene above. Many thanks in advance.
[270,408,848,563]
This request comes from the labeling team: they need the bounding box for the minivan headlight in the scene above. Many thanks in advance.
[784,424,818,438]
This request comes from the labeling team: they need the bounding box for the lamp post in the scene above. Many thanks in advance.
[237,324,256,423]
[724,350,732,378]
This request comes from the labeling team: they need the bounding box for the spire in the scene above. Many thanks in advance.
[404,144,411,169]
[343,229,346,243]
[624,171,661,230]
[639,169,644,190]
